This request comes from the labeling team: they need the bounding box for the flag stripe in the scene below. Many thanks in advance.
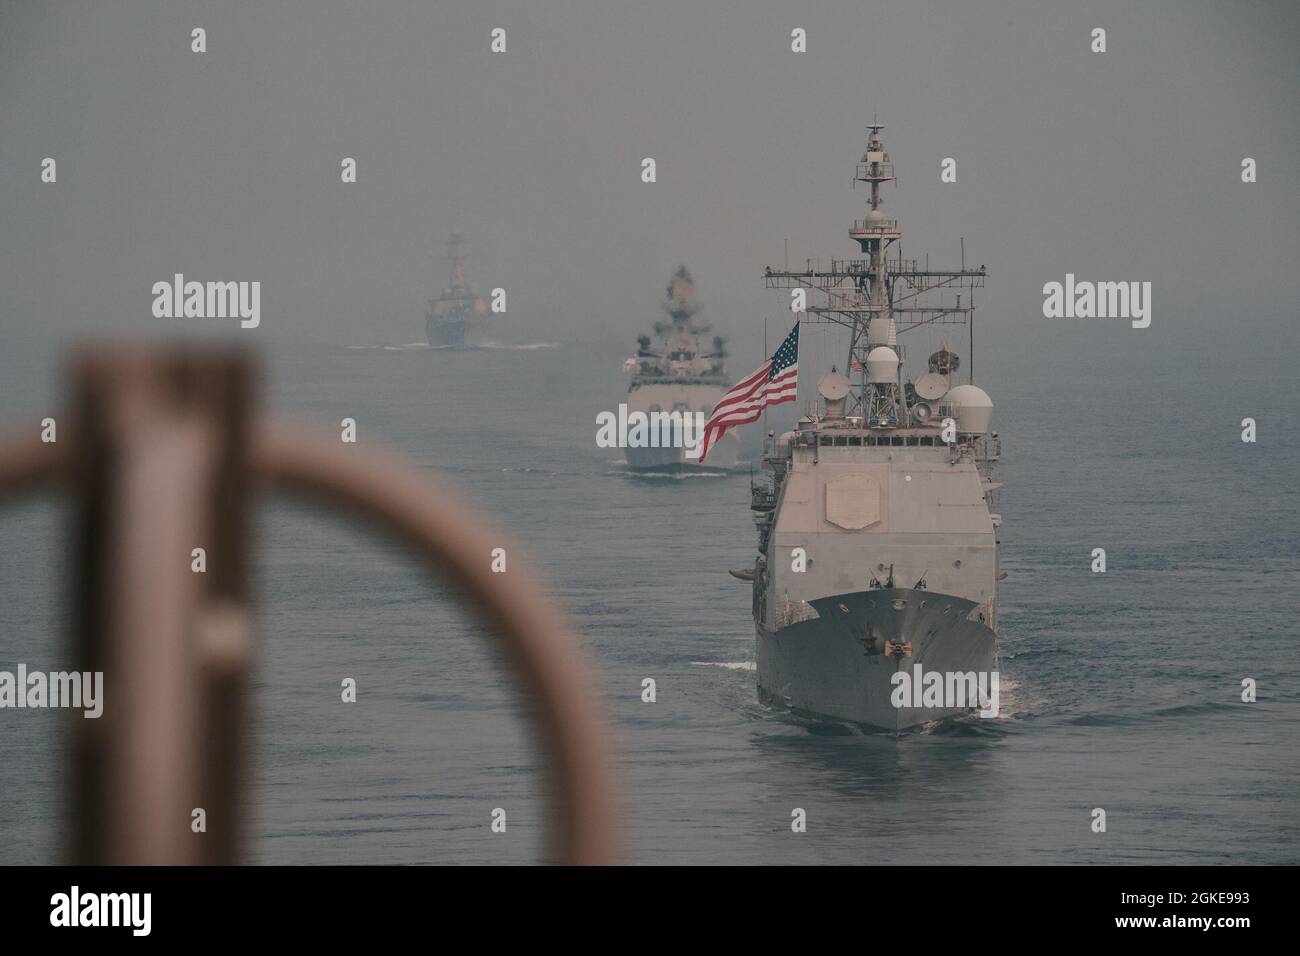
[709,362,776,415]
[706,381,798,423]
[699,323,800,462]
[708,369,798,416]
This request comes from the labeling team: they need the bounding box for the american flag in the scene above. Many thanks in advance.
[698,322,800,461]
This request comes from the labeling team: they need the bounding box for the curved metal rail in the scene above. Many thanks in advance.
[0,416,616,865]
[252,422,616,864]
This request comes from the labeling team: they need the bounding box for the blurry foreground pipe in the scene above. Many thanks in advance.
[0,347,616,865]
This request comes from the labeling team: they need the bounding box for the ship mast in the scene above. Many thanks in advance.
[664,265,700,325]
[763,124,986,421]
[445,230,469,293]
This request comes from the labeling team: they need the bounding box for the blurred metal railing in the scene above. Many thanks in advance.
[0,346,616,865]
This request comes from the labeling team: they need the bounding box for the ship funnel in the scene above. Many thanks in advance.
[865,346,900,383]
[817,371,851,418]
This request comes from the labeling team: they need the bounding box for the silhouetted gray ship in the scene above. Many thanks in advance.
[742,125,1002,730]
[624,267,739,470]
[425,231,490,348]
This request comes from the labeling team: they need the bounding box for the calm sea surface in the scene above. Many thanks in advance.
[2,323,1297,864]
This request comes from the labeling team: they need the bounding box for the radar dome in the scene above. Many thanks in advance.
[943,384,993,435]
[913,372,948,401]
[817,371,850,418]
[816,371,851,401]
[865,346,900,383]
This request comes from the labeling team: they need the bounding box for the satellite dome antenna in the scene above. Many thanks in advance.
[913,372,948,401]
[817,368,851,418]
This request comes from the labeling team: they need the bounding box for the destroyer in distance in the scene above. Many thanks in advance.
[742,125,1003,731]
[623,267,739,471]
[425,230,491,349]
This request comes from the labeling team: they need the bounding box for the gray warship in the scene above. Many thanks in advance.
[425,231,491,348]
[624,267,739,470]
[742,125,1002,730]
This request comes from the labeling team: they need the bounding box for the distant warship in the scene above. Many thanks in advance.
[624,267,739,470]
[425,231,490,348]
[742,125,1002,730]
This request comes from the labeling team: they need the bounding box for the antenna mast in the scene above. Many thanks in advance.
[763,124,985,419]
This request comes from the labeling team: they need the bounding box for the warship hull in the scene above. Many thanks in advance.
[624,381,739,471]
[426,315,491,349]
[756,586,997,730]
[746,124,1001,733]
[624,433,739,471]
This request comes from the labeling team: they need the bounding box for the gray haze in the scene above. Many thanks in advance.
[2,0,1297,365]
[2,1,1300,866]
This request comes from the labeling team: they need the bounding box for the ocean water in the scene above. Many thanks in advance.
[1,324,1298,865]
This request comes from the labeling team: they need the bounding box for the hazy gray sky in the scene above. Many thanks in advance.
[2,0,1296,360]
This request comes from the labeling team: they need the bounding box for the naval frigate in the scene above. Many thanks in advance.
[425,231,491,348]
[744,125,1002,730]
[624,267,739,470]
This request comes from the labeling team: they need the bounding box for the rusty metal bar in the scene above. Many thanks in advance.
[252,421,617,865]
[0,431,64,495]
[68,349,253,864]
[0,347,616,865]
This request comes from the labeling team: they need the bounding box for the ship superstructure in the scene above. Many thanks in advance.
[624,267,739,470]
[745,125,1003,729]
[425,231,490,348]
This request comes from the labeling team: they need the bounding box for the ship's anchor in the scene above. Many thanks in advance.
[883,639,913,659]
